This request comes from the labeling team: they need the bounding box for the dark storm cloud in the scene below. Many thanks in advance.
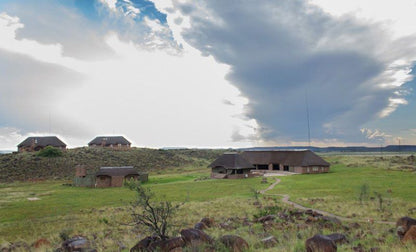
[174,0,415,143]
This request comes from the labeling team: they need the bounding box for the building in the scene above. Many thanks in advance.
[95,166,148,187]
[17,136,66,152]
[88,136,131,149]
[208,152,256,179]
[241,150,330,174]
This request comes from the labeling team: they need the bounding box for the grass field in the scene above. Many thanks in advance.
[1,154,415,251]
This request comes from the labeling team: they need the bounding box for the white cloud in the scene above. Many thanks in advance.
[0,9,259,149]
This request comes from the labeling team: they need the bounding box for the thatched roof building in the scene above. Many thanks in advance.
[208,152,255,179]
[88,136,131,149]
[17,136,66,152]
[95,166,148,187]
[241,150,330,173]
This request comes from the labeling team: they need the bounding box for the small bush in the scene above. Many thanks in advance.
[36,146,63,157]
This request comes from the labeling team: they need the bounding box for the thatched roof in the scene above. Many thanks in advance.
[241,150,330,167]
[17,136,66,148]
[96,166,139,177]
[88,136,131,146]
[208,152,254,170]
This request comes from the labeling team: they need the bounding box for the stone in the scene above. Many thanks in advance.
[32,238,51,248]
[130,236,160,252]
[396,216,416,240]
[194,222,208,230]
[261,236,278,248]
[148,237,185,252]
[61,236,93,252]
[219,235,249,252]
[403,225,416,243]
[326,233,348,245]
[180,228,213,247]
[255,215,275,223]
[200,217,215,228]
[305,234,337,252]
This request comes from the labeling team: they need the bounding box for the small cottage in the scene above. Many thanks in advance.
[88,136,131,149]
[17,136,66,152]
[208,152,255,179]
[95,166,148,187]
[241,150,330,174]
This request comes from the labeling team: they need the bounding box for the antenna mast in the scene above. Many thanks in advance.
[305,90,311,148]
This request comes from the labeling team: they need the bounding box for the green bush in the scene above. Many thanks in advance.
[36,146,63,157]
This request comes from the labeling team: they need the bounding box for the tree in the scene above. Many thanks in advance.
[36,146,63,157]
[128,181,181,240]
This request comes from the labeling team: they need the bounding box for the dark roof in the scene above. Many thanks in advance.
[241,150,330,167]
[88,136,131,146]
[208,152,255,170]
[96,166,139,176]
[17,136,66,148]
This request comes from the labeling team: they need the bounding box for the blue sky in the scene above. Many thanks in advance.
[0,0,415,149]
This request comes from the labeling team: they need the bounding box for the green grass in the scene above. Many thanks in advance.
[1,154,416,251]
[269,156,416,220]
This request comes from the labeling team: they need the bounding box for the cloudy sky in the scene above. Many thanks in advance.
[0,0,415,150]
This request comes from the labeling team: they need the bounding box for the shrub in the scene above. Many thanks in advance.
[36,146,63,157]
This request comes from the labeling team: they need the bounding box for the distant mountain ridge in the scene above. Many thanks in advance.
[238,145,416,153]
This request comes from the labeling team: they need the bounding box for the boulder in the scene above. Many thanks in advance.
[180,228,213,247]
[130,236,160,252]
[32,238,51,248]
[305,234,337,252]
[326,233,348,245]
[255,215,275,223]
[61,236,95,252]
[148,237,185,252]
[194,222,208,230]
[261,236,278,248]
[200,217,215,228]
[396,216,416,240]
[219,235,249,252]
[403,225,416,243]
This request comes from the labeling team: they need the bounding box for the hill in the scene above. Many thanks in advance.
[0,147,224,182]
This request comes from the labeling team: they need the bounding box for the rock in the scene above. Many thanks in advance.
[370,247,380,252]
[255,215,275,223]
[194,222,208,230]
[349,222,361,229]
[61,236,94,252]
[148,237,185,252]
[180,228,213,247]
[219,235,249,252]
[32,238,51,248]
[305,234,337,252]
[130,236,160,252]
[326,233,348,245]
[396,216,416,240]
[261,236,278,248]
[200,217,215,228]
[403,225,416,243]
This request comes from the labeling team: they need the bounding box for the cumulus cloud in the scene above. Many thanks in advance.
[0,2,257,149]
[168,0,416,144]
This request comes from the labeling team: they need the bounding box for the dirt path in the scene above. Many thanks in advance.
[259,178,395,225]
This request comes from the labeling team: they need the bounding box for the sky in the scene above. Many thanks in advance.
[0,0,415,150]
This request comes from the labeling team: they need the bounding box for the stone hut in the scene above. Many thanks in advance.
[241,150,330,174]
[95,166,148,187]
[88,136,131,149]
[208,152,255,179]
[17,136,66,152]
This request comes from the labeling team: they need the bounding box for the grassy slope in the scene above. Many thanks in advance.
[0,148,224,182]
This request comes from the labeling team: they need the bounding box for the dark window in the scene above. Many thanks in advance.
[257,164,268,170]
[283,165,289,171]
[273,164,280,170]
